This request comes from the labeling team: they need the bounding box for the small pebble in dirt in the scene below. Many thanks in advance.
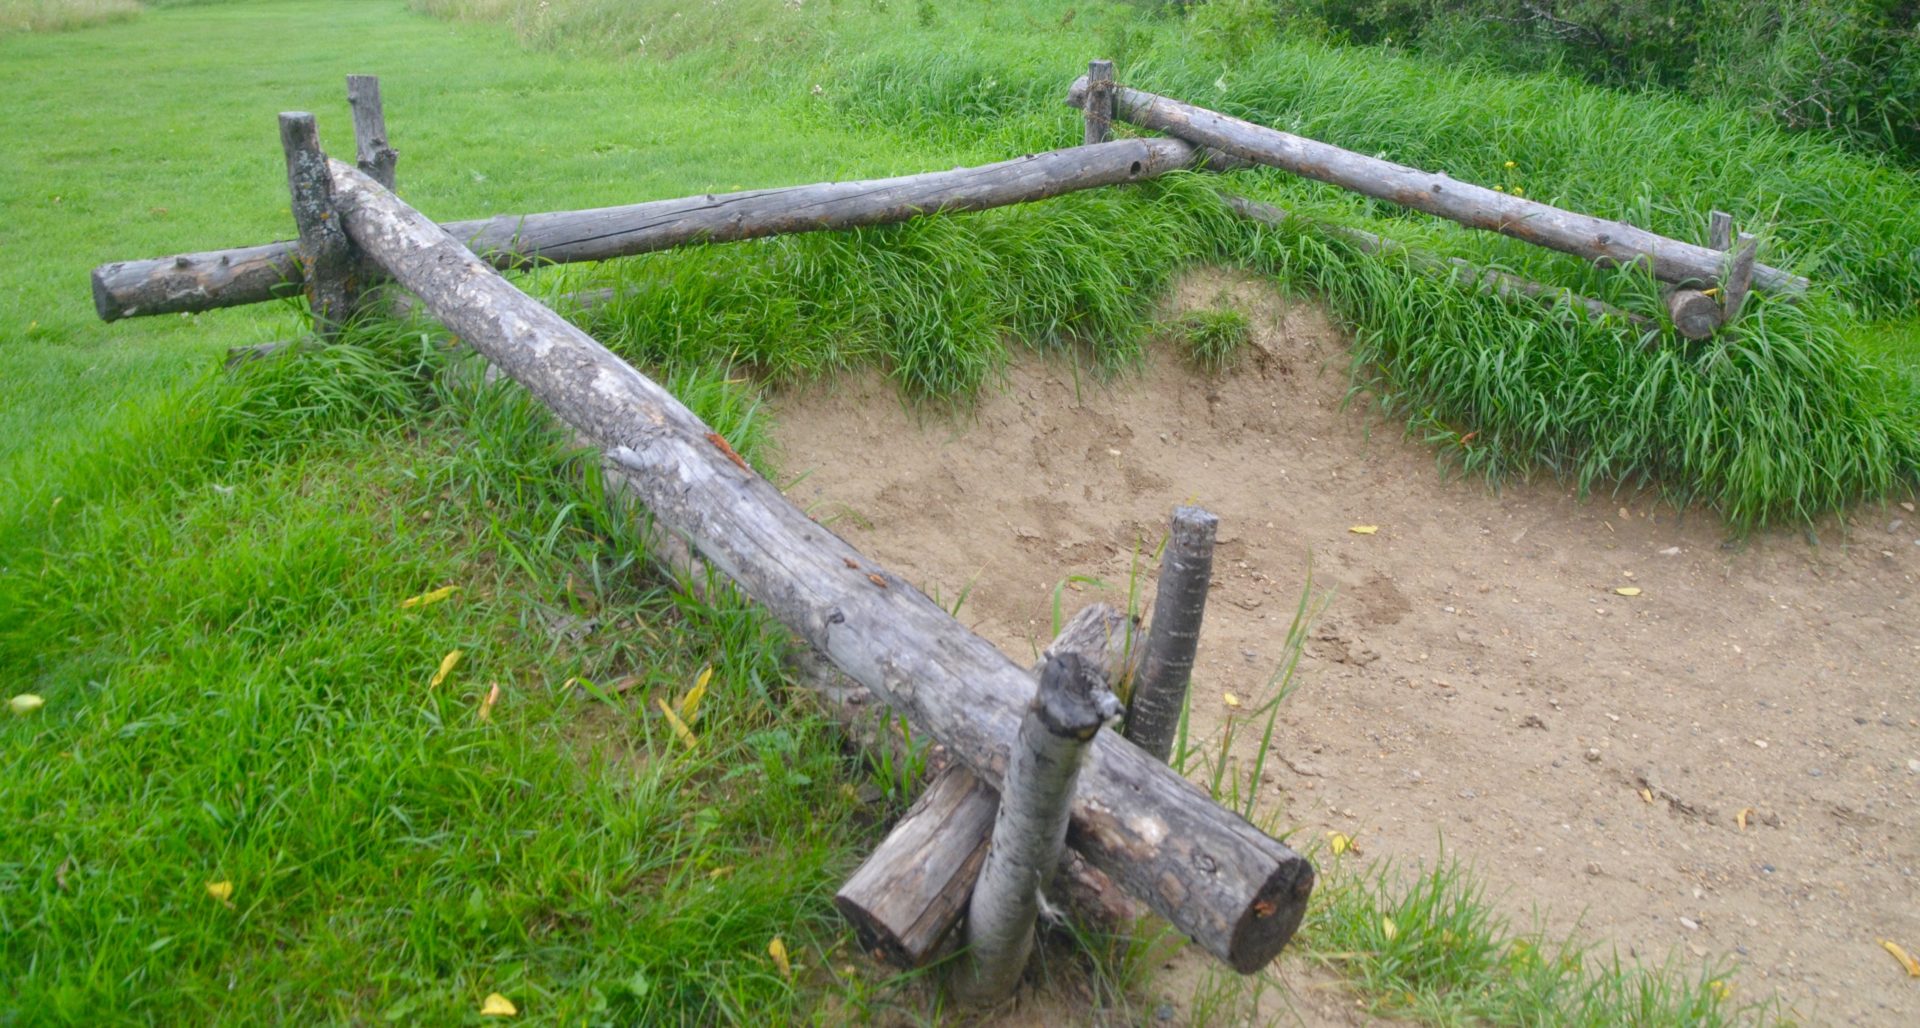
[1907,758,1920,774]
[1458,788,1476,799]
[1585,748,1602,762]
[1155,1003,1175,1022]
[1586,862,1602,876]
[1658,546,1682,555]
[1519,714,1548,730]
[1808,768,1823,777]
[1679,917,1700,931]
[1893,519,1906,532]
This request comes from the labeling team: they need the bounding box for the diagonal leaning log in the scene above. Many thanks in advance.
[90,137,1203,321]
[1067,77,1808,297]
[321,158,1315,974]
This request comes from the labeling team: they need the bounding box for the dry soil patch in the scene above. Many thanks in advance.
[770,269,1920,1024]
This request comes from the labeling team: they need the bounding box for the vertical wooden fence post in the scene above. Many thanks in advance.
[1083,59,1114,146]
[347,75,399,190]
[278,112,358,336]
[1126,505,1218,763]
[1708,209,1733,253]
[954,651,1123,1005]
[1722,232,1758,324]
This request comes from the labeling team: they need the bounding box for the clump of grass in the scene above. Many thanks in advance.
[1170,307,1252,371]
[0,0,141,37]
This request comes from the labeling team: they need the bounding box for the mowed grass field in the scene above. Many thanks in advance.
[5,0,1915,1023]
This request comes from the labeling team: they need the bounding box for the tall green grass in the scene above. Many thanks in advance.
[0,322,883,1023]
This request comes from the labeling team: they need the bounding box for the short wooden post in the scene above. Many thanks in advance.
[835,603,1138,969]
[1722,232,1758,324]
[1126,506,1218,763]
[954,651,1123,1005]
[1708,210,1733,252]
[277,112,358,335]
[1083,59,1114,146]
[347,75,399,191]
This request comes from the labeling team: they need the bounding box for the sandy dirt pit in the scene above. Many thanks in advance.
[769,270,1919,1025]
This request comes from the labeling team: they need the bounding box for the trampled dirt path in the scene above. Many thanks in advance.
[770,270,1920,1024]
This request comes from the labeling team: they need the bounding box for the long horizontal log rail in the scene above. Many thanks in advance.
[90,136,1203,322]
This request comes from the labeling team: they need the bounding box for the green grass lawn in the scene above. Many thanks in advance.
[4,0,1910,1022]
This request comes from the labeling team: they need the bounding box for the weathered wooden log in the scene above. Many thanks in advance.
[1723,233,1758,324]
[326,159,1314,973]
[843,765,997,969]
[91,136,1201,321]
[347,75,398,190]
[1127,506,1217,763]
[278,113,359,334]
[1068,77,1809,297]
[835,603,1139,969]
[1665,289,1722,340]
[955,651,1124,1004]
[1223,194,1654,331]
[1084,59,1114,146]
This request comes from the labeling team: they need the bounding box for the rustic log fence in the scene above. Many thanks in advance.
[87,62,1816,1001]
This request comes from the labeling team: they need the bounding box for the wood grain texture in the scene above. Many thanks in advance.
[347,75,398,190]
[92,137,1199,321]
[1084,59,1114,146]
[1665,289,1722,340]
[326,160,1312,973]
[1069,77,1809,296]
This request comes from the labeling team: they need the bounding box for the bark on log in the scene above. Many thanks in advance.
[835,603,1140,969]
[347,75,398,190]
[955,651,1124,1004]
[91,137,1201,321]
[1068,77,1808,297]
[1224,194,1654,331]
[1665,289,1721,340]
[1723,233,1758,324]
[1084,59,1114,146]
[326,160,1314,973]
[1127,506,1217,763]
[278,113,358,334]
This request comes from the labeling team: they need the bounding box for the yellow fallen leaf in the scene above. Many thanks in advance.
[1639,788,1654,804]
[680,665,712,723]
[401,585,459,609]
[1882,938,1920,977]
[768,936,792,980]
[1381,917,1398,941]
[479,683,502,722]
[429,649,464,689]
[657,698,697,749]
[9,693,44,716]
[1348,525,1379,535]
[1614,586,1642,597]
[1736,807,1753,831]
[1327,831,1359,857]
[1709,978,1733,1001]
[206,880,234,903]
[1222,692,1241,708]
[480,993,517,1017]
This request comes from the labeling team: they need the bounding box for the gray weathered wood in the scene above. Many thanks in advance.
[347,75,398,190]
[1722,232,1758,324]
[841,764,997,969]
[278,113,358,334]
[1084,59,1114,146]
[835,603,1140,969]
[1224,194,1654,332]
[1126,506,1217,763]
[1665,289,1722,340]
[955,651,1124,1004]
[1068,77,1809,297]
[1708,210,1733,252]
[326,159,1315,973]
[91,137,1200,321]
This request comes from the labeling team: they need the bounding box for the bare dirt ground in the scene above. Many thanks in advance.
[770,270,1920,1025]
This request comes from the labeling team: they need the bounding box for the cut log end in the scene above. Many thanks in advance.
[90,265,121,322]
[1229,855,1317,973]
[1665,289,1721,340]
